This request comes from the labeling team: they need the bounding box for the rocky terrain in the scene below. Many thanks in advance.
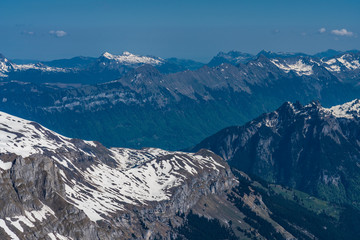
[191,99,360,206]
[0,111,235,239]
[2,104,360,239]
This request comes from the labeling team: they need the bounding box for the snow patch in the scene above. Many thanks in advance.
[0,111,227,224]
[0,111,95,158]
[0,219,19,240]
[327,99,360,119]
[271,59,313,76]
[101,51,163,66]
[48,233,72,240]
[61,148,224,222]
[0,159,12,170]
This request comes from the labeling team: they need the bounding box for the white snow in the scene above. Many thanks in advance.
[48,233,72,240]
[271,59,313,76]
[0,57,14,77]
[0,219,19,240]
[0,72,8,77]
[13,64,67,73]
[324,59,337,65]
[0,60,12,72]
[0,111,93,158]
[0,159,12,170]
[326,99,360,119]
[43,91,140,112]
[0,111,226,223]
[102,51,164,66]
[322,54,360,72]
[5,201,55,234]
[0,57,67,76]
[56,233,72,240]
[6,215,34,232]
[25,202,56,222]
[325,65,341,72]
[48,233,57,240]
[336,55,360,70]
[62,148,222,222]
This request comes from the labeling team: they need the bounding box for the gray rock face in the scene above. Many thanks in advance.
[191,99,360,205]
[0,112,235,240]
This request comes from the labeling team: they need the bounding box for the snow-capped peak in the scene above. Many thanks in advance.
[100,51,164,66]
[326,99,360,119]
[321,53,360,72]
[0,56,15,77]
[0,111,85,158]
[122,51,132,56]
[0,53,67,77]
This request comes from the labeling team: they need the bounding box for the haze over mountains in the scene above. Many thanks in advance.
[0,49,359,149]
[1,51,204,84]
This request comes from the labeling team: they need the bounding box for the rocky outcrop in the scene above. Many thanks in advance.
[191,99,360,205]
[0,111,235,239]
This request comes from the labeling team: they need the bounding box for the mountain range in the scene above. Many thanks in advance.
[1,51,204,84]
[3,49,359,84]
[2,48,360,238]
[2,102,360,239]
[0,49,359,150]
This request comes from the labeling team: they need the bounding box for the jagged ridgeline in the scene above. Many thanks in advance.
[2,105,360,239]
[0,111,235,239]
[0,50,360,150]
[191,99,360,207]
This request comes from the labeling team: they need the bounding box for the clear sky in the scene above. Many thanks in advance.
[1,0,359,62]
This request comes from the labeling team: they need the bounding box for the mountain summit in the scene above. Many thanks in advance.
[100,51,164,66]
[191,99,360,205]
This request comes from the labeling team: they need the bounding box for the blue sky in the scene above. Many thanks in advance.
[1,0,359,61]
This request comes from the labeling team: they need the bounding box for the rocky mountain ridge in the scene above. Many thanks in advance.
[191,99,360,205]
[0,111,235,239]
[3,106,360,239]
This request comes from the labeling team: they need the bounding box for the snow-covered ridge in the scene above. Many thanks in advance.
[0,111,83,158]
[0,55,67,78]
[13,63,67,73]
[270,59,313,76]
[326,99,360,119]
[322,54,360,72]
[101,51,164,66]
[258,52,360,76]
[281,99,360,120]
[63,148,225,221]
[0,56,14,77]
[0,111,227,222]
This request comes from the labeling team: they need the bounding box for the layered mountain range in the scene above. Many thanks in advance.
[1,51,204,84]
[0,50,359,149]
[191,99,360,206]
[2,107,360,239]
[3,49,360,85]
